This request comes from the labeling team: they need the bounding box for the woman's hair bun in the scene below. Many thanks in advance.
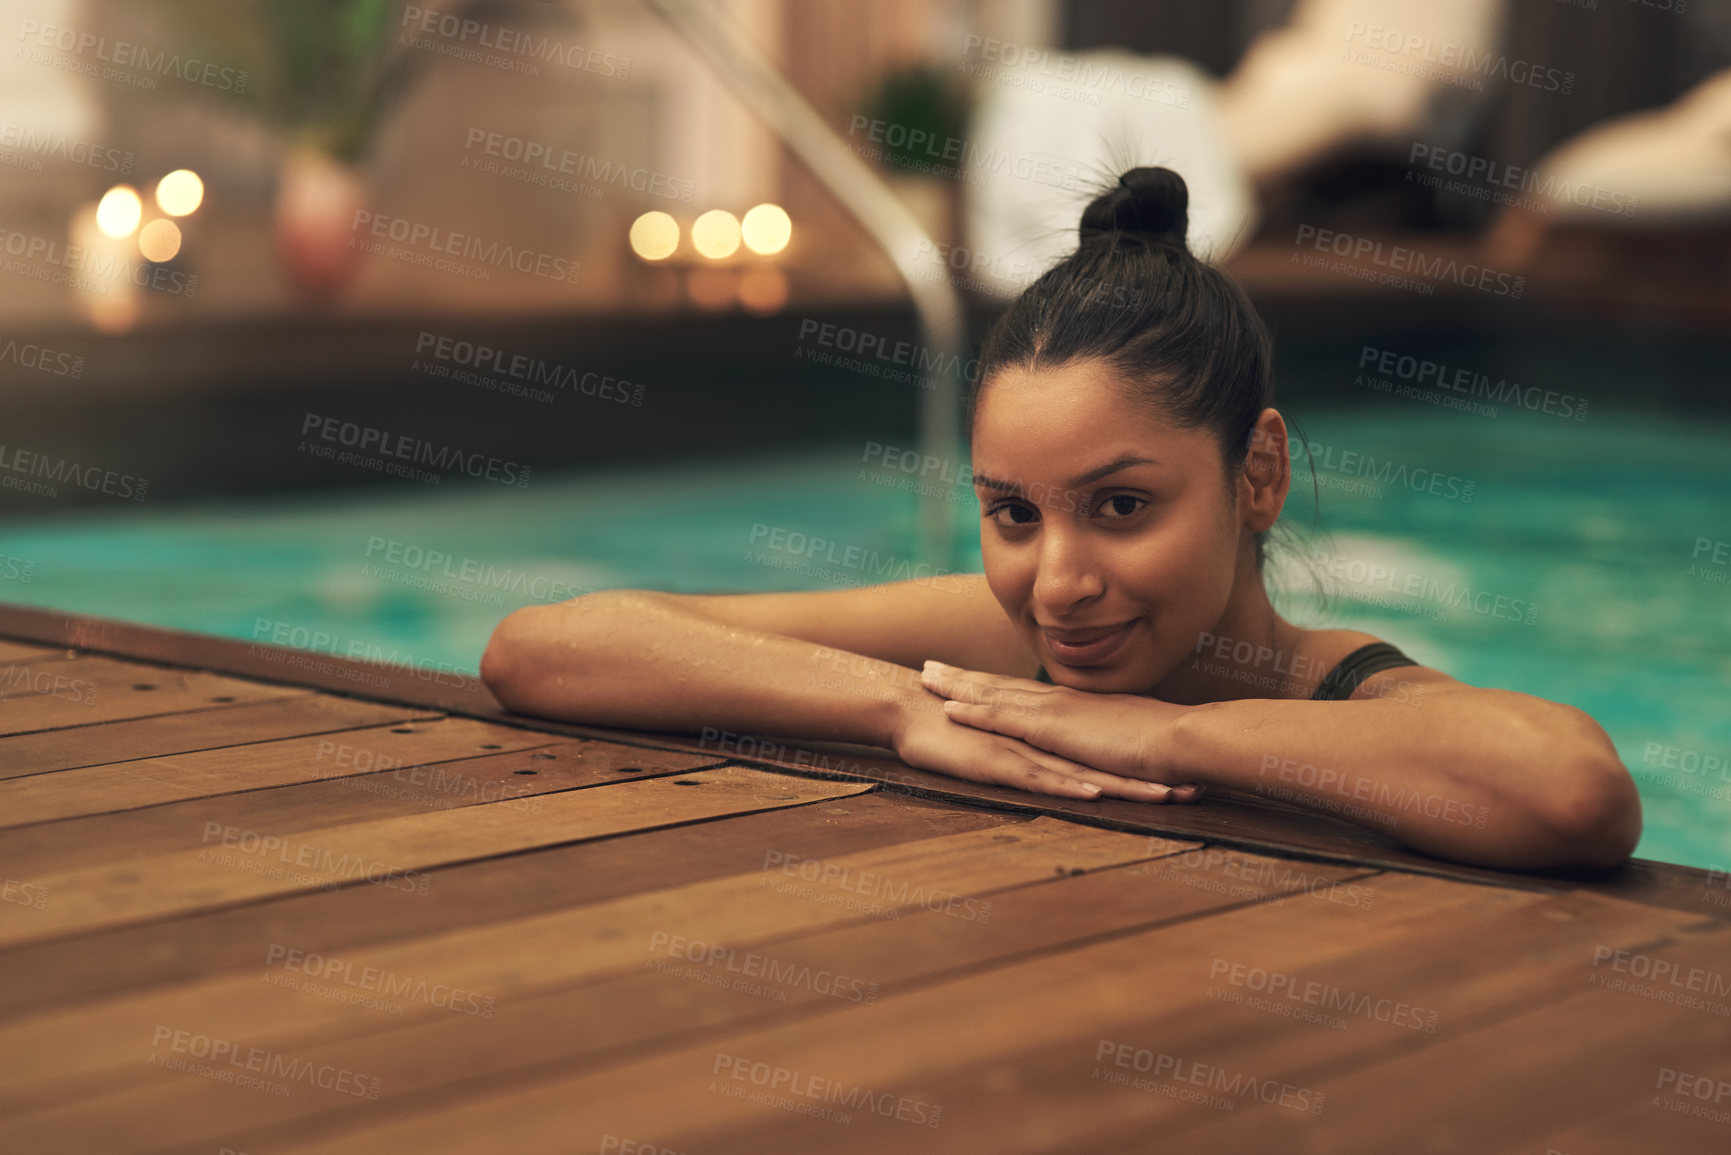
[1080,166,1189,249]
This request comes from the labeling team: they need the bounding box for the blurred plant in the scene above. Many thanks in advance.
[146,0,451,160]
[857,64,971,176]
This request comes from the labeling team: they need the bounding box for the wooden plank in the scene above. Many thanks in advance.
[1145,929,1731,1155]
[0,638,60,662]
[74,850,1355,1153]
[0,652,211,696]
[0,791,1019,1018]
[701,890,1719,1155]
[0,765,872,948]
[0,817,1189,1119]
[0,717,570,828]
[2,603,1717,915]
[0,737,728,876]
[650,732,1577,895]
[1488,1063,1731,1155]
[0,663,310,737]
[191,875,1692,1155]
[0,694,443,779]
[0,603,506,720]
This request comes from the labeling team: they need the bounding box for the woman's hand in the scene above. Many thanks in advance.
[917,659,1203,800]
[892,699,1191,803]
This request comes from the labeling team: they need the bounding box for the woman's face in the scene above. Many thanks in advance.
[972,357,1252,694]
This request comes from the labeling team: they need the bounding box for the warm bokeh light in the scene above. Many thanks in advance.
[738,267,788,314]
[628,211,679,260]
[741,203,792,255]
[138,218,183,262]
[95,185,142,238]
[691,209,741,259]
[155,169,205,217]
[686,267,736,310]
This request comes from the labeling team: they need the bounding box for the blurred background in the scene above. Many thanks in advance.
[0,0,1727,867]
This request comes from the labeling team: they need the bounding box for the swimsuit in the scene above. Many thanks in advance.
[1032,641,1419,701]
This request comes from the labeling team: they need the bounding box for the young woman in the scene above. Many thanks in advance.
[481,167,1641,872]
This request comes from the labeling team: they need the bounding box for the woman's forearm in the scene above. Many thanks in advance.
[481,591,932,749]
[1163,688,1642,870]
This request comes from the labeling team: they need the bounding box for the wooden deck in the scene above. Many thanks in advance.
[2,602,1728,1154]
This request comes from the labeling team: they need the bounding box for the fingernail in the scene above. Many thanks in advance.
[1078,783,1102,796]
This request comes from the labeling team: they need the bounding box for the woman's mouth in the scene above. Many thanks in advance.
[1043,620,1136,665]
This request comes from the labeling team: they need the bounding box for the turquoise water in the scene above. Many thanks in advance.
[2,405,1726,870]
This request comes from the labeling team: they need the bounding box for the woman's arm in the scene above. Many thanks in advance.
[1162,671,1643,870]
[481,590,913,747]
[479,587,1177,802]
[920,663,1642,871]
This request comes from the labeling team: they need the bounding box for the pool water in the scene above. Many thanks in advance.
[3,404,1727,871]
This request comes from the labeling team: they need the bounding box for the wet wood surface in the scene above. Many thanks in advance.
[1,606,1725,1153]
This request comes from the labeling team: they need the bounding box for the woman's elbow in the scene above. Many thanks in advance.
[481,605,545,711]
[1544,748,1643,870]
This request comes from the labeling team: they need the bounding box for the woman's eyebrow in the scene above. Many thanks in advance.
[973,454,1159,494]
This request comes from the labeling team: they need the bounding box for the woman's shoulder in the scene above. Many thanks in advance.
[1286,626,1457,702]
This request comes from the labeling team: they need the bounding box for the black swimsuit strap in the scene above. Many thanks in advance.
[1032,641,1417,700]
[1310,642,1419,701]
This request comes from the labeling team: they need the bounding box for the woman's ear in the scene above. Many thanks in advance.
[1240,408,1290,533]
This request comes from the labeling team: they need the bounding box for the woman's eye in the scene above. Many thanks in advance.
[1098,494,1146,519]
[986,501,1037,527]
